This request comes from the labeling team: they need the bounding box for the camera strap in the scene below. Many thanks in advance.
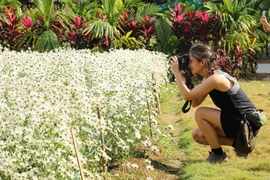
[182,100,192,113]
[181,71,194,113]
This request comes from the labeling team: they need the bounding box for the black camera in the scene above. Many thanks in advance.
[175,54,190,71]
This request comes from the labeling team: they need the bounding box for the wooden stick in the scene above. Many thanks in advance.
[152,72,161,114]
[96,106,107,173]
[71,128,85,180]
[147,100,153,137]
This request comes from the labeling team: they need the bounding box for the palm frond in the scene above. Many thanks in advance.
[32,0,54,29]
[155,18,172,43]
[155,17,179,55]
[122,0,144,10]
[136,3,162,20]
[227,32,251,52]
[112,31,144,49]
[35,30,59,52]
[260,0,270,10]
[103,0,124,25]
[61,0,99,20]
[84,19,119,39]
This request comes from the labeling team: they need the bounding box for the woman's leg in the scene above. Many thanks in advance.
[192,127,234,146]
[193,107,234,149]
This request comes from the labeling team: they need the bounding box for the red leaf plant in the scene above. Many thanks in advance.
[0,6,23,50]
[66,16,91,49]
[170,2,224,53]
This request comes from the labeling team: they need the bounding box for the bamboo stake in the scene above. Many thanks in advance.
[152,72,161,114]
[147,100,153,137]
[96,106,107,174]
[71,128,85,180]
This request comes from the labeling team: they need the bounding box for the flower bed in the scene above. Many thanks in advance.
[0,47,168,179]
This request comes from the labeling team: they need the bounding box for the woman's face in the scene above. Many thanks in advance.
[189,54,204,74]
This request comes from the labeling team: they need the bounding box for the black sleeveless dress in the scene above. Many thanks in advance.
[208,70,259,138]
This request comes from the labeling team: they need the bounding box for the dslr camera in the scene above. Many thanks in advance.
[172,54,190,71]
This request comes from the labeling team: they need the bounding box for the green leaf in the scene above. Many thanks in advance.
[35,30,59,52]
[84,19,119,39]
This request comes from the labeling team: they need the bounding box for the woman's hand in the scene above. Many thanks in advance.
[170,56,180,75]
[170,56,186,83]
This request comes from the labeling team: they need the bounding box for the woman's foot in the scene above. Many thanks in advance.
[206,152,229,163]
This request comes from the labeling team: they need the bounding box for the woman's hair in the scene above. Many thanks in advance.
[189,43,220,73]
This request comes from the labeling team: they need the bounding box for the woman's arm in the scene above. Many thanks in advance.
[170,57,231,106]
[174,72,216,100]
[190,78,208,107]
[191,94,208,107]
[170,56,216,103]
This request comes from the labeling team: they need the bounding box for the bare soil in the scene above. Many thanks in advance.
[108,113,186,180]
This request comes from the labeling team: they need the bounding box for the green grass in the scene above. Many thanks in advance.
[159,80,270,180]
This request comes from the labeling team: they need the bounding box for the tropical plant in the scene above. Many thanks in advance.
[118,4,160,48]
[28,0,59,52]
[122,0,144,10]
[204,0,258,52]
[19,0,35,10]
[0,0,22,10]
[261,0,270,9]
[83,0,123,41]
[135,3,163,19]
[169,2,224,53]
[111,30,144,49]
[154,17,179,55]
[0,6,24,50]
[60,0,99,20]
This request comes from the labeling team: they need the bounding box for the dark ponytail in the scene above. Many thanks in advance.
[189,43,220,74]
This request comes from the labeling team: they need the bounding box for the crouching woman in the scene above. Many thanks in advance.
[170,43,260,163]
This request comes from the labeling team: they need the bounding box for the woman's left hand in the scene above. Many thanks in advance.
[170,56,186,83]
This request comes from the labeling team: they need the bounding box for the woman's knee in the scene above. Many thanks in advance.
[194,107,207,121]
[192,128,203,141]
[192,128,208,145]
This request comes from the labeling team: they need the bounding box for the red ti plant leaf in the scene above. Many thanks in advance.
[74,16,82,27]
[129,19,138,28]
[144,15,151,23]
[140,16,155,40]
[141,25,154,39]
[192,11,209,42]
[103,38,111,47]
[235,45,243,62]
[22,14,33,29]
[3,6,17,26]
[120,9,129,21]
[174,14,184,24]
[0,6,23,50]
[195,11,208,22]
[65,16,92,49]
[68,31,76,42]
[119,9,141,37]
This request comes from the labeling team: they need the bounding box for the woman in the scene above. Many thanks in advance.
[170,43,260,163]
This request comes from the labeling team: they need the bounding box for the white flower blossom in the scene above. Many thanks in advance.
[0,47,168,178]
